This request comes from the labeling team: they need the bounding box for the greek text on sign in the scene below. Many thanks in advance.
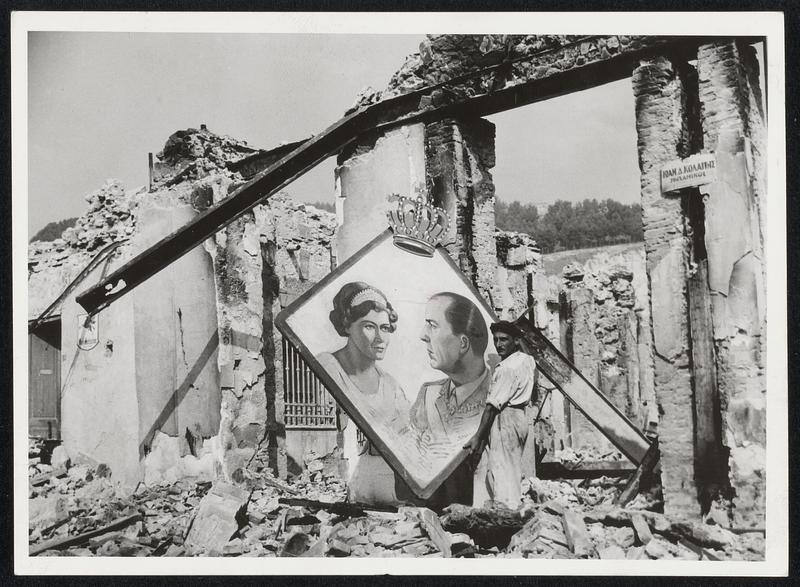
[660,153,716,193]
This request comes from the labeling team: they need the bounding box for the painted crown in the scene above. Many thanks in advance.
[387,195,450,257]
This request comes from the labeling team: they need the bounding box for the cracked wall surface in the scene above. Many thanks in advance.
[696,40,766,528]
[335,124,427,262]
[633,55,700,519]
[425,117,498,303]
[207,186,336,483]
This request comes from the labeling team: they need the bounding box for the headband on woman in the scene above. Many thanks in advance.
[348,287,386,309]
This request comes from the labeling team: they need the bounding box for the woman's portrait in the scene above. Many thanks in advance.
[315,281,410,504]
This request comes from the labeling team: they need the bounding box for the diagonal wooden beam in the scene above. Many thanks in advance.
[76,36,726,315]
[513,315,652,464]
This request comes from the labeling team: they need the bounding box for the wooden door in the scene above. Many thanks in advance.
[29,321,61,439]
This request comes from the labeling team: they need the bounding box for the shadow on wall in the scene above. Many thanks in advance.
[139,330,219,459]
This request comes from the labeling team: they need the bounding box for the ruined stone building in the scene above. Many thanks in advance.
[29,35,767,529]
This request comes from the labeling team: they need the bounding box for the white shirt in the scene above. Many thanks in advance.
[486,351,536,410]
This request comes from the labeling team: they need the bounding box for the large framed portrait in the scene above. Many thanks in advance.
[276,228,499,499]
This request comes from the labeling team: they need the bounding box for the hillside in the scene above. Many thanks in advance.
[541,242,645,276]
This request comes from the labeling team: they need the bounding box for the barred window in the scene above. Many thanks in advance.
[282,339,337,429]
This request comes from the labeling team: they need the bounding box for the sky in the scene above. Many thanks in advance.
[28,32,723,235]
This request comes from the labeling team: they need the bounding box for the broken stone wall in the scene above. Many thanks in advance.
[556,247,655,455]
[425,117,498,303]
[632,42,767,526]
[632,55,700,519]
[31,127,337,491]
[206,188,336,483]
[55,177,224,490]
[493,231,540,320]
[28,179,139,321]
[354,35,675,113]
[696,41,766,528]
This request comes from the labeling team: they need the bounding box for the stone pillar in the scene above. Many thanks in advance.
[562,287,606,452]
[424,117,497,302]
[208,211,270,483]
[632,56,700,518]
[206,180,290,483]
[696,40,766,527]
[335,124,427,262]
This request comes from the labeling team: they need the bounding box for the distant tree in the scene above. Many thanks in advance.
[496,198,643,253]
[30,217,78,243]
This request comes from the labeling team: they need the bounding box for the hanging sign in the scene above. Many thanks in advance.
[660,153,717,193]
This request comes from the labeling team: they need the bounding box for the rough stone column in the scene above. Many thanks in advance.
[562,287,606,452]
[206,181,287,483]
[632,56,700,518]
[425,117,497,302]
[208,212,269,483]
[697,41,766,527]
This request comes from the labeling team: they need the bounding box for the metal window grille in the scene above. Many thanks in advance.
[282,339,337,429]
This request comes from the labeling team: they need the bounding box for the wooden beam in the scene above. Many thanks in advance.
[514,315,652,464]
[29,513,142,556]
[615,439,660,506]
[537,460,637,480]
[76,36,730,315]
[687,258,723,489]
[277,497,398,516]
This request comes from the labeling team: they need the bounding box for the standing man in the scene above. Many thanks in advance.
[464,320,536,508]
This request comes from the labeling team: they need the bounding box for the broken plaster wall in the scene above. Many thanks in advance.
[207,187,336,483]
[60,258,140,489]
[335,124,427,262]
[425,117,498,304]
[31,127,339,490]
[56,177,224,490]
[133,203,221,487]
[632,55,700,519]
[559,251,650,453]
[696,41,767,528]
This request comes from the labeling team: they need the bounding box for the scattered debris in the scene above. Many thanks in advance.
[27,443,765,559]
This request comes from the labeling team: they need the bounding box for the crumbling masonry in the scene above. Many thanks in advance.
[29,35,768,530]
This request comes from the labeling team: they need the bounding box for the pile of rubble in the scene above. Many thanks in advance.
[151,126,260,189]
[27,178,142,318]
[61,179,139,251]
[351,35,653,113]
[28,441,764,560]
